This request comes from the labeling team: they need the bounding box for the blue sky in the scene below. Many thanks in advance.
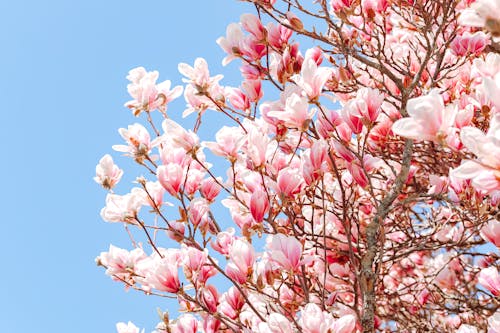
[0,1,254,331]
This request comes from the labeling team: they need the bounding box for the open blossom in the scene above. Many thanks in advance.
[267,93,316,129]
[178,57,223,92]
[450,31,489,56]
[124,67,182,115]
[116,321,144,333]
[392,90,457,142]
[291,48,332,100]
[98,245,147,282]
[202,126,244,159]
[452,114,500,192]
[94,154,123,190]
[268,234,303,271]
[459,0,500,39]
[481,219,500,247]
[100,192,144,223]
[170,314,198,333]
[112,123,152,160]
[478,266,500,296]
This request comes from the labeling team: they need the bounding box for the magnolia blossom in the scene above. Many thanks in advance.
[450,31,490,56]
[291,48,332,100]
[478,266,500,296]
[268,234,303,271]
[124,67,182,115]
[94,154,123,190]
[116,321,144,333]
[392,90,457,142]
[100,192,144,223]
[112,123,152,160]
[98,245,147,283]
[178,57,223,92]
[452,114,500,192]
[459,0,500,40]
[481,219,500,247]
[488,310,500,333]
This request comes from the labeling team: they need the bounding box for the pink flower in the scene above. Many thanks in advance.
[277,167,303,197]
[124,67,182,115]
[116,321,144,333]
[241,13,265,40]
[98,245,147,283]
[268,234,302,271]
[342,88,384,130]
[200,177,222,202]
[227,239,255,280]
[392,90,457,142]
[144,252,181,293]
[481,219,500,247]
[257,313,293,333]
[478,266,500,296]
[94,154,123,190]
[203,126,244,159]
[488,310,500,333]
[200,285,219,313]
[332,314,357,333]
[291,49,332,100]
[100,193,144,223]
[330,0,356,12]
[459,0,500,40]
[450,31,489,56]
[171,314,198,333]
[250,188,270,222]
[178,58,223,91]
[157,163,185,196]
[267,93,316,129]
[299,303,335,333]
[217,23,244,66]
[161,119,199,152]
[211,228,235,255]
[483,70,500,111]
[187,198,210,227]
[113,123,152,161]
[452,114,500,193]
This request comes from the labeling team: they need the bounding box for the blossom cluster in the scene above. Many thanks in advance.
[96,0,500,332]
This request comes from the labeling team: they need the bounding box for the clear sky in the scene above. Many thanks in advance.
[0,1,254,331]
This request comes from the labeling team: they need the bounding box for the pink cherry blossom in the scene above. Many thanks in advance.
[94,154,123,190]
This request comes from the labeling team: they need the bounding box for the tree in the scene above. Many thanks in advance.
[94,0,500,332]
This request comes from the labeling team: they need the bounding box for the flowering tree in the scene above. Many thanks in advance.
[95,0,500,332]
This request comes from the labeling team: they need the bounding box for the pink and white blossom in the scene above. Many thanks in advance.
[94,154,123,190]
